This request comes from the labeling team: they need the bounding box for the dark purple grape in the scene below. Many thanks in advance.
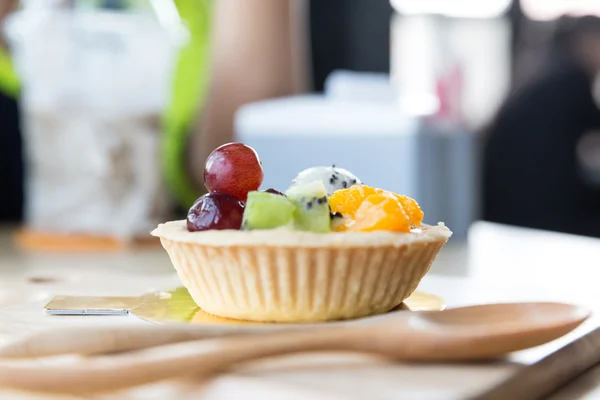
[187,192,245,232]
[263,188,285,196]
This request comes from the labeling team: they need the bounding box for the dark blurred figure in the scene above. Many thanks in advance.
[483,16,600,237]
[309,0,393,91]
[0,93,22,222]
[0,0,21,222]
[0,92,22,222]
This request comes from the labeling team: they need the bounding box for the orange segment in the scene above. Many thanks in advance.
[329,185,376,218]
[395,195,424,227]
[349,192,411,232]
[328,185,423,233]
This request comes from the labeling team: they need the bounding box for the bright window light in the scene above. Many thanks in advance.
[521,0,600,21]
[390,0,512,19]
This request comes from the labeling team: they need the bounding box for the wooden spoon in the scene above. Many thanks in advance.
[0,302,589,395]
[0,325,230,359]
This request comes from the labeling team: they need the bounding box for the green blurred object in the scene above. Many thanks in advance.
[163,0,214,209]
[0,49,19,98]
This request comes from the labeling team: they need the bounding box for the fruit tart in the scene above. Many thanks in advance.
[152,143,451,322]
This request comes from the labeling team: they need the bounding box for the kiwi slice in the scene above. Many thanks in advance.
[242,191,297,231]
[286,181,332,233]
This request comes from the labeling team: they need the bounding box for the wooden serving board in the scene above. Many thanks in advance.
[39,284,600,399]
[477,326,600,399]
[415,276,600,400]
[204,315,600,400]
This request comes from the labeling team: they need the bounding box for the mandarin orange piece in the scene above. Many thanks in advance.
[395,195,424,227]
[329,184,422,233]
[329,185,369,218]
[346,192,411,233]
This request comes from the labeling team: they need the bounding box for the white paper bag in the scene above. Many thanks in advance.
[6,5,180,238]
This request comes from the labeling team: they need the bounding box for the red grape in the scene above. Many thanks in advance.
[203,142,264,201]
[187,192,245,232]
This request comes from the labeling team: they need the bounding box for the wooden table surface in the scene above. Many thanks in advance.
[1,221,600,399]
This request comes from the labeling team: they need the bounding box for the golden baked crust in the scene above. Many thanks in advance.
[153,220,452,323]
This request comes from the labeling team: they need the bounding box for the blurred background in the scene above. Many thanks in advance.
[2,0,600,250]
